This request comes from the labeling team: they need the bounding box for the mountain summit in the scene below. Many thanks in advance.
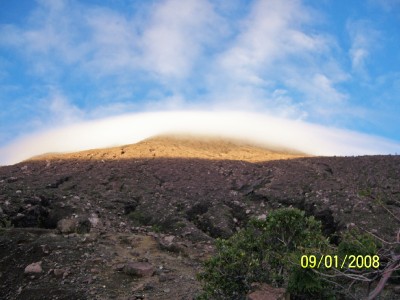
[28,135,309,162]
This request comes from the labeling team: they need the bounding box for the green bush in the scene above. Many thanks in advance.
[197,207,332,299]
[338,227,379,257]
[287,266,329,298]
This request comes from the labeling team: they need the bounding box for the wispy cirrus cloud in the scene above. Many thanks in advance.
[347,20,380,76]
[45,90,84,125]
[0,0,346,114]
[139,0,223,79]
[207,0,346,120]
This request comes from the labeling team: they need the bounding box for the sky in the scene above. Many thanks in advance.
[0,0,400,164]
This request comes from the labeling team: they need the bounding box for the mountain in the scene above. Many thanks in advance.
[0,136,399,299]
[28,134,308,162]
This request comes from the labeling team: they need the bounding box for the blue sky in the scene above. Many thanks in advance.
[0,0,400,164]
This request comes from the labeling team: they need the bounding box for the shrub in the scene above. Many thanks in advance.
[338,228,379,257]
[197,207,332,299]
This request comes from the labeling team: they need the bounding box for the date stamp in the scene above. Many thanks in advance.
[300,255,380,269]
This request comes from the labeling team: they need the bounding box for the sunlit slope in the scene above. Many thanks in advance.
[28,135,309,162]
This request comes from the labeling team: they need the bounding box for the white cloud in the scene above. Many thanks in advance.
[84,7,139,75]
[143,94,188,111]
[303,74,347,105]
[217,0,326,75]
[347,20,379,75]
[0,0,223,80]
[46,92,84,124]
[88,102,138,119]
[0,0,90,78]
[22,89,85,131]
[1,111,399,165]
[8,0,223,79]
[139,0,223,78]
[0,0,343,105]
[208,0,347,119]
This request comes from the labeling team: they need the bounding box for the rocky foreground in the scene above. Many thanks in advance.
[1,137,400,299]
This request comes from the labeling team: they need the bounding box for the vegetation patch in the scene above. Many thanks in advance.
[197,207,387,300]
[197,208,333,299]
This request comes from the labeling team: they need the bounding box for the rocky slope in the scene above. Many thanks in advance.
[1,136,399,299]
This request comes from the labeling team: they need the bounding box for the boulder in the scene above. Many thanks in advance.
[52,268,69,279]
[123,262,154,277]
[57,218,78,234]
[24,262,43,274]
[57,217,91,234]
[157,235,183,253]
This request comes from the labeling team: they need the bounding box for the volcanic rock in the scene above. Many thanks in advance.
[123,262,154,277]
[24,262,43,274]
[57,218,77,234]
